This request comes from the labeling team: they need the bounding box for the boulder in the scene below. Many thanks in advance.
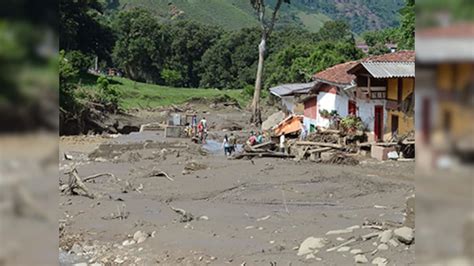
[354,254,368,263]
[377,243,389,251]
[297,237,328,256]
[262,111,286,131]
[394,227,414,245]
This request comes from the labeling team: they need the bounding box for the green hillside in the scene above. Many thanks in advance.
[77,73,247,110]
[105,0,403,33]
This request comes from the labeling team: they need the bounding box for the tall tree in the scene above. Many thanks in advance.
[398,0,414,50]
[111,8,169,83]
[249,0,290,125]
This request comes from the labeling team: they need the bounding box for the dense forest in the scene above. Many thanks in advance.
[105,0,405,34]
[59,0,414,131]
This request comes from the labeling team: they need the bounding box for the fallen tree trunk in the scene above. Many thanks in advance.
[294,141,342,149]
[307,147,332,153]
[233,152,295,159]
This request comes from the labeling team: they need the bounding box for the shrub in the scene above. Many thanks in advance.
[161,69,184,87]
[340,115,364,133]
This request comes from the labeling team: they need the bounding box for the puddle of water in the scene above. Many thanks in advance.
[59,250,87,266]
[203,140,243,155]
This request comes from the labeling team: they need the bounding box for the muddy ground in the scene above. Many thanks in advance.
[59,106,415,265]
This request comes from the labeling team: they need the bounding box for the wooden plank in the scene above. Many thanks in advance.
[357,142,372,147]
[233,152,295,159]
[295,141,342,149]
[251,141,275,150]
[307,147,332,153]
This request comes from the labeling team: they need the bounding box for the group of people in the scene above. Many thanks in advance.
[246,131,264,146]
[185,115,208,144]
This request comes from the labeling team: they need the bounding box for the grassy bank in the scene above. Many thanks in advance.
[76,74,248,110]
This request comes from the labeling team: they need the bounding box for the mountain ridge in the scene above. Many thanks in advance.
[104,0,404,33]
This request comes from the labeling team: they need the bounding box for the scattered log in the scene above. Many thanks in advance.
[307,147,332,154]
[169,205,194,223]
[233,152,295,159]
[294,141,342,149]
[64,168,96,199]
[326,237,356,252]
[150,170,174,181]
[326,232,380,252]
[251,141,275,150]
[83,172,119,182]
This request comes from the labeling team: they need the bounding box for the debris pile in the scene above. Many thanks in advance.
[288,128,362,164]
[325,152,359,165]
[233,141,295,159]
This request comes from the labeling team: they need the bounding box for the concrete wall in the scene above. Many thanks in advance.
[281,96,295,113]
[385,77,415,139]
[357,99,387,133]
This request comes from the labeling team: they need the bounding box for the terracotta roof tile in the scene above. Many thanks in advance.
[418,23,474,38]
[362,50,415,63]
[312,61,359,85]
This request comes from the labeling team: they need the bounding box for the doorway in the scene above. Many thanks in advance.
[348,100,357,115]
[391,114,399,138]
[374,105,384,142]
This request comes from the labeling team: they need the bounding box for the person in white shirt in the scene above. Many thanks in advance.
[279,134,286,153]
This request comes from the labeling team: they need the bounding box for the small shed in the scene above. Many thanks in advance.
[269,82,316,114]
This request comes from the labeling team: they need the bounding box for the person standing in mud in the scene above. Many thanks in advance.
[222,134,231,156]
[191,114,197,136]
[229,133,237,154]
[200,117,208,144]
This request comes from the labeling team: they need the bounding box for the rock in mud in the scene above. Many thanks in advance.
[354,254,368,263]
[70,243,83,255]
[122,239,136,246]
[297,237,328,256]
[184,161,207,172]
[388,239,399,247]
[372,257,388,265]
[379,230,392,243]
[377,243,389,251]
[350,249,362,254]
[133,230,148,244]
[394,227,414,245]
[198,215,209,221]
[261,111,285,131]
[337,246,351,252]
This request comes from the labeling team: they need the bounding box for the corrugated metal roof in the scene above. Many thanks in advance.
[269,82,316,97]
[416,38,474,62]
[360,62,415,78]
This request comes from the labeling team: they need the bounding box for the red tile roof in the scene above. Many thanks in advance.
[362,50,415,63]
[417,23,474,38]
[312,60,359,85]
[312,51,415,84]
